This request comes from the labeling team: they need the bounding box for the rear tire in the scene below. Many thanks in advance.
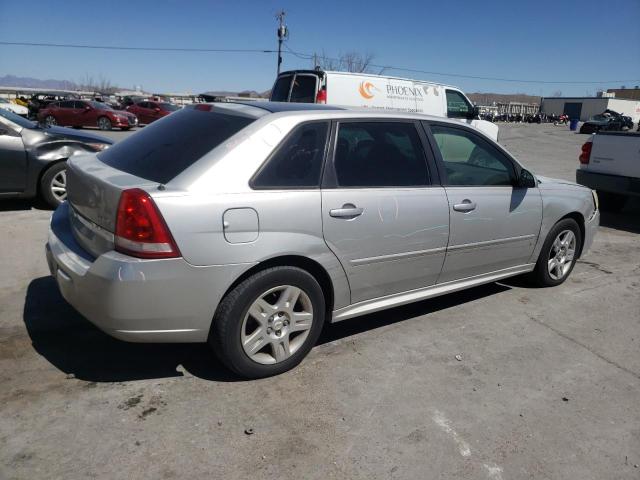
[44,115,57,127]
[530,218,582,287]
[40,161,68,209]
[598,192,627,212]
[209,266,326,379]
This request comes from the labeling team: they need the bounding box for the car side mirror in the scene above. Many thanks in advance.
[517,169,536,188]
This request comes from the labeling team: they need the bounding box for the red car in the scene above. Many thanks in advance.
[38,100,138,131]
[126,101,180,125]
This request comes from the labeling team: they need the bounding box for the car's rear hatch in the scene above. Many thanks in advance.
[66,156,158,257]
[65,106,257,258]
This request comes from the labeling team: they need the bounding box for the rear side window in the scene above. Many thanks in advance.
[252,122,328,189]
[290,75,317,103]
[334,122,430,187]
[98,108,254,184]
[270,75,293,101]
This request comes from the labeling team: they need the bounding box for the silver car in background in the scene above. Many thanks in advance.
[46,102,599,378]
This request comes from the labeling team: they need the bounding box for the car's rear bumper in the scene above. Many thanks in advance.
[576,169,640,197]
[46,203,253,343]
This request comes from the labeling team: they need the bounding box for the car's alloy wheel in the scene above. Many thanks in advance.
[50,169,67,203]
[241,285,314,364]
[45,115,57,126]
[98,117,112,130]
[40,162,68,209]
[547,229,576,281]
[210,266,325,378]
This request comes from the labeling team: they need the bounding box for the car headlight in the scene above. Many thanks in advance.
[87,142,110,151]
[591,190,599,211]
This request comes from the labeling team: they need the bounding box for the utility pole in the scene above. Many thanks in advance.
[276,10,288,75]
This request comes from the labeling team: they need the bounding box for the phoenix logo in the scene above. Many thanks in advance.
[358,81,376,99]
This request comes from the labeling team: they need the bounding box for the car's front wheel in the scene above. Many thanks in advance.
[40,161,68,209]
[97,116,112,131]
[210,266,326,378]
[531,218,582,287]
[44,115,57,127]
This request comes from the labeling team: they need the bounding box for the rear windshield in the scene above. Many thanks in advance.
[290,75,317,103]
[270,75,293,101]
[98,108,254,184]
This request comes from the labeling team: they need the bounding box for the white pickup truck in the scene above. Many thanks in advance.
[576,132,640,211]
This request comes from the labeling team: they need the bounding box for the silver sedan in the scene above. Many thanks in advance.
[46,102,599,378]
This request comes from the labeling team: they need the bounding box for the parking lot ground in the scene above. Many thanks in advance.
[1,123,639,479]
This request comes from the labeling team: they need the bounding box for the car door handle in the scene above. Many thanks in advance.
[453,200,477,212]
[329,204,364,218]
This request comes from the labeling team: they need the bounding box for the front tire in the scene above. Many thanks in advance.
[40,162,68,209]
[531,218,582,287]
[97,116,112,131]
[209,266,326,378]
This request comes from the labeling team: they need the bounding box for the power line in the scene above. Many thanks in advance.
[2,40,638,85]
[0,41,275,53]
[283,45,639,85]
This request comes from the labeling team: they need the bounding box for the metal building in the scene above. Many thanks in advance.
[541,96,640,123]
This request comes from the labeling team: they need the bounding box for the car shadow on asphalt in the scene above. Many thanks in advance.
[599,197,640,234]
[23,276,510,383]
[0,199,51,212]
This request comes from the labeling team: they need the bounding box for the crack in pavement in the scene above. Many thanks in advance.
[527,315,640,381]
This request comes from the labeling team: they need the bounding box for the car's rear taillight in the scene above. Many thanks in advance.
[579,141,592,165]
[316,87,327,104]
[114,188,180,259]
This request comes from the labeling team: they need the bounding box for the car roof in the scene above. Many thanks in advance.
[205,101,468,126]
[231,101,344,113]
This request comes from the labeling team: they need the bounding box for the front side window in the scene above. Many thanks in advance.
[252,122,329,189]
[59,101,75,109]
[270,75,293,101]
[430,124,514,186]
[446,90,473,119]
[334,122,429,187]
[290,75,317,103]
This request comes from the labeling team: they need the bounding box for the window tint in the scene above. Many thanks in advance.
[252,122,328,189]
[98,108,254,184]
[290,75,317,103]
[59,100,75,108]
[74,101,87,109]
[446,90,472,118]
[430,125,514,186]
[270,75,293,101]
[334,122,429,187]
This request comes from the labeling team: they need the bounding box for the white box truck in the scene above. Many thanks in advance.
[270,70,499,141]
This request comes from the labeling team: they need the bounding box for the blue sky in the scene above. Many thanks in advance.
[1,0,639,96]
